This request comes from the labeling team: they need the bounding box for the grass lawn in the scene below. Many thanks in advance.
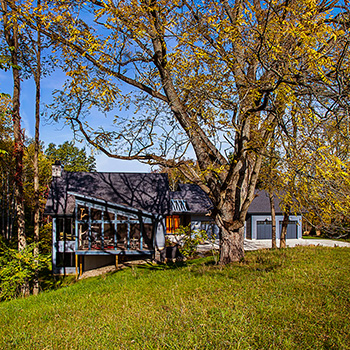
[0,246,349,349]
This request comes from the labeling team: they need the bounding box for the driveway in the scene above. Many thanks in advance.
[198,238,350,252]
[243,238,350,250]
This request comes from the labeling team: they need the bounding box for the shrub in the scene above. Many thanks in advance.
[174,225,208,258]
[0,242,51,301]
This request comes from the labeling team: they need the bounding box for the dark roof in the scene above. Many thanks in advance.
[45,172,285,218]
[45,172,170,215]
[248,190,283,214]
[170,184,213,214]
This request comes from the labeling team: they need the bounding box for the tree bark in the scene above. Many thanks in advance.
[1,175,4,239]
[269,192,277,249]
[2,0,28,296]
[218,225,245,264]
[280,205,290,249]
[33,0,41,296]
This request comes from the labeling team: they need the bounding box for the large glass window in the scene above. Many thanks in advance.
[91,208,102,221]
[75,201,154,251]
[104,223,115,249]
[105,211,115,221]
[91,223,102,249]
[117,223,127,249]
[143,223,153,249]
[130,223,141,249]
[78,223,89,249]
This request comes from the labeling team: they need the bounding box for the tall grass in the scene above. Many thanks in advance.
[0,246,349,349]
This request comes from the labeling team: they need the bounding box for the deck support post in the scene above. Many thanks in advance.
[79,256,83,277]
[115,255,118,269]
[75,254,78,280]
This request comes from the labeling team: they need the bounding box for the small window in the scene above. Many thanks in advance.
[166,215,180,234]
[56,218,75,241]
[105,211,115,221]
[171,199,188,212]
[91,208,102,221]
[78,205,89,221]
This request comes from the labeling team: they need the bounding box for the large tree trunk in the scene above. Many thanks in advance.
[2,0,28,296]
[269,192,277,249]
[3,8,26,251]
[214,181,251,264]
[218,226,245,264]
[33,0,42,296]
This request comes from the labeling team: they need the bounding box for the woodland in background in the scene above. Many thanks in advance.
[0,95,95,299]
[0,95,96,246]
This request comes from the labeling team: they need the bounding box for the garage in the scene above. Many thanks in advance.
[279,221,298,239]
[245,190,303,240]
[256,220,299,240]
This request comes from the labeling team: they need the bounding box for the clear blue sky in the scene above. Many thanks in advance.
[0,68,151,173]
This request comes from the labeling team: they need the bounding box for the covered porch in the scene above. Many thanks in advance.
[53,193,165,275]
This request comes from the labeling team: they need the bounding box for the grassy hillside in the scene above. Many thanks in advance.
[0,247,349,349]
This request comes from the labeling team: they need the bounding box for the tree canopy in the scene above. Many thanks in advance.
[4,0,350,263]
[45,141,96,172]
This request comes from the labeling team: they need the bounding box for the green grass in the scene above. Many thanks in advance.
[1,246,349,349]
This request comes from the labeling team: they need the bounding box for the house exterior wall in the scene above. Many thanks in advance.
[190,215,219,239]
[245,216,252,239]
[52,217,56,273]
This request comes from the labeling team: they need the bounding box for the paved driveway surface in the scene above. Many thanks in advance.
[243,238,350,250]
[198,238,350,252]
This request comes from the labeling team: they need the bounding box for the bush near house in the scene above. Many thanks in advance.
[172,225,209,258]
[0,243,51,301]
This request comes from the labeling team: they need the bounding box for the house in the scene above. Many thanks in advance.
[45,165,170,275]
[245,190,302,240]
[45,165,301,275]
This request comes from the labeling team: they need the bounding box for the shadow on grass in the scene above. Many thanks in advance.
[112,250,289,281]
[125,255,218,272]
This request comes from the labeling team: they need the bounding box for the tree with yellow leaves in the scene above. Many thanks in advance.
[6,0,350,263]
[259,98,350,243]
